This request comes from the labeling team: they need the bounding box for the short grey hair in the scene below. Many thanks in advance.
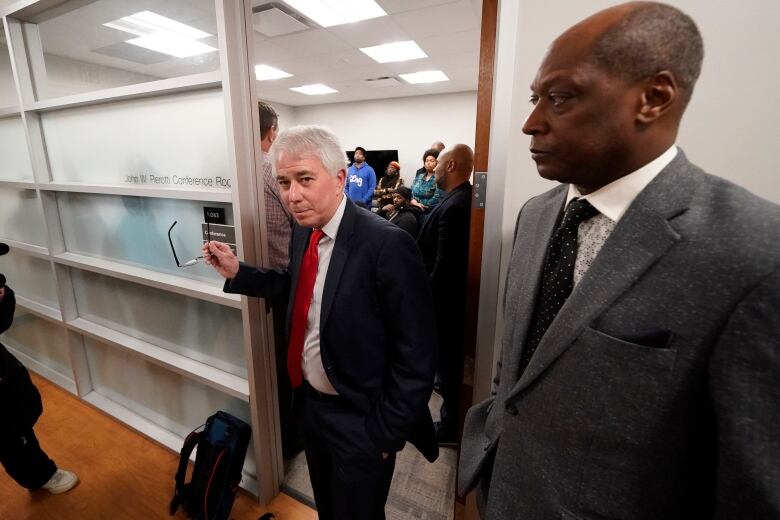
[591,2,704,106]
[269,125,348,177]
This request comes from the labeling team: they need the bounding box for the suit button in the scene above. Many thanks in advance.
[506,403,518,416]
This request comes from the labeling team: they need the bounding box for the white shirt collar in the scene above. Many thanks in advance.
[320,195,347,240]
[566,145,678,222]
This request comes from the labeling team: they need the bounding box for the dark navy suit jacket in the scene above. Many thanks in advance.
[225,199,439,460]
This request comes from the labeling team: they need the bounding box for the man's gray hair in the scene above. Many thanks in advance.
[269,125,348,176]
[591,2,704,106]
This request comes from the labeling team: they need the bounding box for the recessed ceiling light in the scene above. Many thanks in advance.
[282,0,386,27]
[400,70,450,84]
[290,83,338,95]
[359,41,427,64]
[104,11,217,58]
[255,64,293,81]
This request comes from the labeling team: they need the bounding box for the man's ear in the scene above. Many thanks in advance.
[336,169,347,193]
[637,70,677,124]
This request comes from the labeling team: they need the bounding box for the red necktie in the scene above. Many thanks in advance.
[287,229,325,388]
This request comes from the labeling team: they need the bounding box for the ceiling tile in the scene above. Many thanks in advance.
[326,16,409,48]
[377,0,456,15]
[418,30,480,56]
[393,1,479,38]
[271,28,352,57]
[311,49,378,71]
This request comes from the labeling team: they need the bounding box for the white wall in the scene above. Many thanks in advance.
[264,99,296,134]
[262,92,477,185]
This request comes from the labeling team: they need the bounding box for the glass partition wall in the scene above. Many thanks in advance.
[0,1,279,501]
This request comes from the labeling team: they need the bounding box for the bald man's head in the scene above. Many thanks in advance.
[434,144,474,191]
[523,2,703,194]
[564,2,703,106]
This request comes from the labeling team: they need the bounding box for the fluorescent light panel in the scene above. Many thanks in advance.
[359,41,427,63]
[104,11,217,58]
[283,0,386,27]
[255,64,293,80]
[400,70,450,84]
[290,83,338,95]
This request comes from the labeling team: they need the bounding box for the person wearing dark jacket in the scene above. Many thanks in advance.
[416,144,474,445]
[203,126,437,520]
[379,186,419,237]
[0,267,79,494]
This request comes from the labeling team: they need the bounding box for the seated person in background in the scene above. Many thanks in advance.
[379,186,420,237]
[373,161,403,212]
[345,146,376,209]
[411,149,443,213]
[0,273,78,495]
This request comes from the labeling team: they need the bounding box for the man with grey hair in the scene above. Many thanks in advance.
[459,2,779,519]
[204,125,438,519]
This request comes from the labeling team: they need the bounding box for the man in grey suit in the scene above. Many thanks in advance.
[459,2,780,519]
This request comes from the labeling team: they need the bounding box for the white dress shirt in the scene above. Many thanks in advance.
[566,146,678,285]
[301,195,347,394]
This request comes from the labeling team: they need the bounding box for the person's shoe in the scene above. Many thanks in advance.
[42,469,79,494]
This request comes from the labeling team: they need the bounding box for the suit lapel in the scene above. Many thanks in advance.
[506,154,694,399]
[503,189,566,385]
[320,200,356,328]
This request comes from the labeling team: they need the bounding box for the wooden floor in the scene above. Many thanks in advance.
[0,373,317,520]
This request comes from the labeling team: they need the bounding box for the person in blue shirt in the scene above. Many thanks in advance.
[345,146,376,208]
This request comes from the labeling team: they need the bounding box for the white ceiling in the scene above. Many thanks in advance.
[252,0,482,106]
[34,0,482,106]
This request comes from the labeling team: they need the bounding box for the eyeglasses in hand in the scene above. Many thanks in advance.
[167,220,203,267]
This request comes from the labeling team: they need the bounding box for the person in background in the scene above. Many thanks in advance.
[258,101,293,270]
[373,161,403,212]
[458,3,780,519]
[379,186,419,237]
[416,145,474,446]
[345,146,376,209]
[203,126,438,520]
[0,250,79,495]
[410,148,442,213]
[415,141,446,177]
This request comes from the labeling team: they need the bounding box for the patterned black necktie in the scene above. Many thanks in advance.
[519,198,599,375]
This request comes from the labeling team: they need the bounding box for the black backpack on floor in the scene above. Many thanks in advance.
[170,411,252,520]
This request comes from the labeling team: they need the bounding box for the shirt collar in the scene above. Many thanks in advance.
[566,145,677,222]
[320,195,347,241]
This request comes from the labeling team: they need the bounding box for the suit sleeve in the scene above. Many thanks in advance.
[224,262,290,304]
[709,267,780,518]
[365,227,437,453]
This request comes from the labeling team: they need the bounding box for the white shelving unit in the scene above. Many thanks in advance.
[0,0,280,503]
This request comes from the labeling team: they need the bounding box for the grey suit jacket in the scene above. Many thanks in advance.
[458,152,780,519]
